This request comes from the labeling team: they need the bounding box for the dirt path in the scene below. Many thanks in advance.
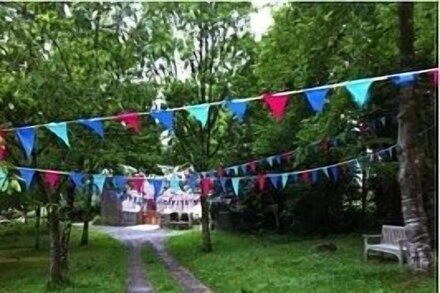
[93,225,211,293]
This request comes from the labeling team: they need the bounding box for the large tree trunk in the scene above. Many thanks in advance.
[200,196,212,252]
[397,2,432,272]
[34,206,41,250]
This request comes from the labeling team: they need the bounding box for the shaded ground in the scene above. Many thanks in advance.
[93,225,211,293]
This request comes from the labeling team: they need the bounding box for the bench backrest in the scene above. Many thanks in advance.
[381,225,406,245]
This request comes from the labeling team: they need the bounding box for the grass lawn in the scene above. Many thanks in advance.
[142,244,183,292]
[167,231,436,293]
[0,222,127,292]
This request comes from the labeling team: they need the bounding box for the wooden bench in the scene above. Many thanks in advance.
[363,225,408,265]
[168,212,193,230]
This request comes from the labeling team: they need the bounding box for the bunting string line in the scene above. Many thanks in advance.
[1,67,437,132]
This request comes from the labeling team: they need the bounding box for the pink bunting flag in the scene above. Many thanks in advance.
[130,177,144,193]
[43,171,61,190]
[433,69,439,85]
[249,161,257,173]
[300,172,310,183]
[263,93,290,121]
[200,178,213,197]
[257,174,266,191]
[115,112,141,133]
[0,131,7,160]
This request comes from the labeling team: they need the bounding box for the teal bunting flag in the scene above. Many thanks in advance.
[45,122,70,147]
[322,167,330,179]
[231,177,240,196]
[267,156,274,167]
[93,174,106,194]
[170,175,181,192]
[281,173,289,188]
[0,168,7,191]
[345,79,374,106]
[186,104,210,127]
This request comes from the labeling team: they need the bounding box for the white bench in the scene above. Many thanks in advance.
[363,225,408,265]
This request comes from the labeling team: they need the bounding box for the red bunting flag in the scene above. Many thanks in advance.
[257,174,266,191]
[0,131,7,160]
[263,93,290,121]
[300,172,310,183]
[115,112,141,133]
[200,178,213,197]
[130,177,144,193]
[43,171,62,190]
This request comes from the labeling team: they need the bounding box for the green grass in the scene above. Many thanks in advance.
[0,222,127,292]
[167,231,436,293]
[142,244,183,293]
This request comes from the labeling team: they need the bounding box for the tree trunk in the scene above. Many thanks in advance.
[81,221,89,246]
[47,200,64,285]
[34,206,41,250]
[361,170,367,229]
[200,196,212,252]
[81,183,93,246]
[397,2,432,272]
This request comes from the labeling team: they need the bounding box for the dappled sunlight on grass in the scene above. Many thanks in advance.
[167,231,436,293]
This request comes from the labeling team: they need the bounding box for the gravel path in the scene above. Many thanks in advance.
[92,225,211,293]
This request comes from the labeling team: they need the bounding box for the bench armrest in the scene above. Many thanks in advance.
[398,239,408,254]
[363,234,381,245]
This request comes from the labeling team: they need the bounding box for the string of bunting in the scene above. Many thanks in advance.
[0,68,437,160]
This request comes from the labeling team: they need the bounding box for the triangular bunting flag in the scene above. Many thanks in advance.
[0,168,7,191]
[115,112,141,133]
[274,156,282,165]
[150,179,164,199]
[200,178,213,197]
[16,127,36,159]
[390,73,417,86]
[231,166,239,176]
[329,166,339,181]
[131,177,144,193]
[170,175,180,192]
[379,117,386,126]
[290,173,298,183]
[225,100,248,122]
[113,176,127,190]
[187,174,198,191]
[257,174,266,191]
[345,78,374,106]
[45,122,70,147]
[219,177,228,192]
[311,170,319,184]
[93,174,106,194]
[270,175,280,189]
[267,156,274,167]
[322,167,330,179]
[150,110,174,131]
[304,88,329,112]
[43,171,62,190]
[240,164,248,174]
[231,178,240,196]
[18,168,35,190]
[263,93,290,121]
[281,174,289,188]
[79,119,104,138]
[300,172,310,183]
[0,131,7,160]
[186,104,210,127]
[69,171,85,189]
[249,161,257,173]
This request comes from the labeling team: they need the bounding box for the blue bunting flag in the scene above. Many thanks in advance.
[16,127,36,159]
[150,110,174,131]
[93,174,106,194]
[69,171,85,189]
[18,168,35,190]
[304,88,329,112]
[79,119,104,138]
[225,100,248,122]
